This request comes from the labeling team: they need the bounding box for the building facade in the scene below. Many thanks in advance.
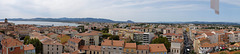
[133,33,154,45]
[1,38,24,54]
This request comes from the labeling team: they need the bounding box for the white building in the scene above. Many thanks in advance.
[24,44,36,54]
[171,39,184,54]
[133,33,154,44]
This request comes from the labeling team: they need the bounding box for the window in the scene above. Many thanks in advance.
[119,47,123,50]
[126,49,129,52]
[176,50,178,53]
[102,46,105,49]
[108,47,111,49]
[131,49,134,52]
[10,47,14,51]
[20,46,23,49]
[113,47,116,49]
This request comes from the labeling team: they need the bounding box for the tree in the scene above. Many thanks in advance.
[219,52,228,54]
[109,35,119,40]
[102,33,112,39]
[75,25,85,33]
[127,39,142,45]
[189,50,196,54]
[24,36,30,44]
[100,27,109,33]
[26,38,43,54]
[234,52,240,54]
[151,36,171,51]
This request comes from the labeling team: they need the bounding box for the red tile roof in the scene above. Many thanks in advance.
[101,40,124,47]
[89,45,101,51]
[149,44,167,52]
[205,32,215,36]
[163,33,182,36]
[125,43,136,49]
[1,38,24,47]
[200,42,215,47]
[171,39,184,43]
[69,37,82,43]
[47,32,56,36]
[24,44,35,50]
[137,45,149,50]
[75,31,101,36]
[79,45,89,50]
[233,31,240,33]
[35,36,62,45]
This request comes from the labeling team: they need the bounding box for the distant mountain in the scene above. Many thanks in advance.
[0,18,134,23]
[184,21,240,25]
[152,21,240,25]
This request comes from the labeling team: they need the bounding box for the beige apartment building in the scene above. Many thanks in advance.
[101,40,124,54]
[136,45,149,54]
[123,43,137,54]
[171,39,184,54]
[74,31,102,45]
[162,33,183,42]
[149,44,167,54]
[33,36,63,54]
[65,37,85,52]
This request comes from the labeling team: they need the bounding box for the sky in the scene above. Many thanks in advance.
[0,0,239,22]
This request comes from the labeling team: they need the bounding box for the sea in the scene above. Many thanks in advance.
[8,21,79,26]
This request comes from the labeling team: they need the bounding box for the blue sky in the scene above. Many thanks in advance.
[0,0,239,22]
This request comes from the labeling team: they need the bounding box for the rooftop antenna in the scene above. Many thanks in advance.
[211,0,219,15]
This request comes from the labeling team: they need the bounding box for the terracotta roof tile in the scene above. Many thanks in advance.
[24,44,35,50]
[89,45,101,51]
[200,42,215,47]
[125,43,136,49]
[1,38,23,47]
[163,33,182,36]
[205,32,215,36]
[171,39,184,43]
[69,37,82,43]
[101,40,124,47]
[149,44,167,52]
[113,40,124,47]
[137,45,149,50]
[35,36,62,45]
[233,31,240,33]
[47,32,56,36]
[79,45,89,50]
[75,31,101,36]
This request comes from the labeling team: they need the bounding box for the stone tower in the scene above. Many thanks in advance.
[4,18,8,23]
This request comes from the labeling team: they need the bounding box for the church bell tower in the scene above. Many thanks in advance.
[4,18,8,23]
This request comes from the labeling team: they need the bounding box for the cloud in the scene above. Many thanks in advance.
[0,0,239,22]
[221,0,240,6]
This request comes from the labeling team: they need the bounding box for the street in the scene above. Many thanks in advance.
[183,31,193,54]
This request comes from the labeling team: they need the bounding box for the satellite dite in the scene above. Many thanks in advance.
[211,0,219,15]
